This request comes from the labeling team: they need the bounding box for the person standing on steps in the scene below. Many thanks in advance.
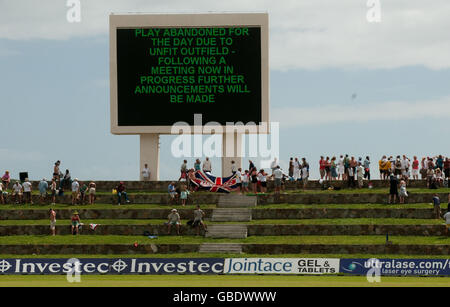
[388,173,399,204]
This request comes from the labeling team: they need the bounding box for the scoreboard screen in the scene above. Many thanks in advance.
[110,14,268,133]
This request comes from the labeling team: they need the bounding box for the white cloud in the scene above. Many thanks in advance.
[272,96,450,127]
[1,1,450,70]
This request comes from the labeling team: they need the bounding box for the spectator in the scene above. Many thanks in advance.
[168,181,178,203]
[432,194,441,219]
[60,169,71,189]
[288,158,294,178]
[53,161,61,182]
[293,158,300,181]
[270,158,277,176]
[258,169,267,193]
[420,157,428,179]
[250,166,258,194]
[88,181,96,205]
[0,181,4,205]
[401,155,410,179]
[141,163,151,181]
[50,178,57,205]
[38,178,48,205]
[350,157,357,178]
[347,166,355,188]
[337,155,345,180]
[79,182,88,205]
[194,159,201,172]
[11,181,22,204]
[356,163,364,188]
[179,160,188,181]
[443,197,450,236]
[71,211,81,235]
[180,185,189,206]
[399,179,408,204]
[167,209,181,235]
[273,166,283,195]
[116,181,130,205]
[325,157,332,181]
[1,171,10,190]
[411,156,420,180]
[235,168,242,194]
[330,157,337,181]
[71,178,80,205]
[444,157,450,180]
[23,178,33,205]
[388,174,398,204]
[343,154,350,181]
[363,156,371,181]
[49,208,56,236]
[435,169,444,187]
[436,155,444,171]
[242,170,250,193]
[319,156,326,179]
[231,160,237,175]
[301,158,309,190]
[193,205,207,235]
[202,157,212,174]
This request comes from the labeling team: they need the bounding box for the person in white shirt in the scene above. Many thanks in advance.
[12,181,23,204]
[71,178,80,205]
[231,160,237,175]
[141,163,151,181]
[258,169,267,193]
[202,157,212,174]
[242,170,249,193]
[293,158,300,181]
[356,163,364,188]
[273,166,283,195]
[22,178,33,205]
[337,155,345,180]
[270,158,278,176]
[235,168,242,194]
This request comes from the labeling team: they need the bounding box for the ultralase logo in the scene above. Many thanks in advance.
[0,258,224,275]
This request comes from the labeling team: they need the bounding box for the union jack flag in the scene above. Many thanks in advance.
[190,170,239,193]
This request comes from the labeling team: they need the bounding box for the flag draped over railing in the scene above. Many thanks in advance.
[190,170,238,193]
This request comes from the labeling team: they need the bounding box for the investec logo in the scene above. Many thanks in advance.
[0,259,12,273]
[0,259,224,274]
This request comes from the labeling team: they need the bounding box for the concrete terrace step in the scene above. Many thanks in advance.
[218,195,257,208]
[198,243,243,254]
[205,225,248,239]
[211,208,252,222]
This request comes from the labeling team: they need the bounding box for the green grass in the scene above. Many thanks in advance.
[256,203,449,209]
[0,235,449,245]
[1,202,448,210]
[0,218,445,226]
[285,188,450,194]
[0,203,217,210]
[0,275,448,287]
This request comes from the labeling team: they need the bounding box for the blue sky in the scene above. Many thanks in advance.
[1,1,449,180]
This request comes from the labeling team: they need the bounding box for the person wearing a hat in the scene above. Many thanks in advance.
[38,178,48,204]
[71,178,80,205]
[71,211,81,235]
[167,209,181,235]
